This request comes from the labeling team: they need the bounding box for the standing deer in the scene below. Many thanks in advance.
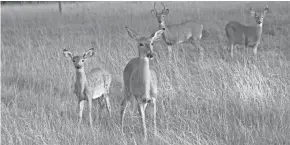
[120,26,164,141]
[63,48,112,127]
[151,2,204,60]
[225,5,269,58]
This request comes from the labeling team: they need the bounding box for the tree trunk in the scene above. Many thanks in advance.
[58,2,62,14]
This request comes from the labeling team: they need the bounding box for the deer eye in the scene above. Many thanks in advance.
[139,43,144,46]
[72,60,75,62]
[81,59,84,62]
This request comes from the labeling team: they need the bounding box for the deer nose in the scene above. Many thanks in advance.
[146,52,157,59]
[75,65,81,69]
[146,53,154,59]
[158,20,162,23]
[257,21,261,24]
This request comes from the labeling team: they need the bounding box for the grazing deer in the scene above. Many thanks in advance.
[120,26,164,141]
[225,5,269,58]
[151,2,204,60]
[63,48,112,127]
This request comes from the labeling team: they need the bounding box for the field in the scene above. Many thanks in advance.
[1,1,290,145]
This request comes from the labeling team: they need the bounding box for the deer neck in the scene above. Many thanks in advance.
[255,23,263,37]
[75,68,87,90]
[159,21,172,44]
[159,21,167,30]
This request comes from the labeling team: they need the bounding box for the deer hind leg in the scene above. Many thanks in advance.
[104,94,111,117]
[167,45,174,93]
[253,44,258,56]
[88,98,93,128]
[190,37,204,61]
[120,94,130,134]
[98,95,105,120]
[102,77,111,117]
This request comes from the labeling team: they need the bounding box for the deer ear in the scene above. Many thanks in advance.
[264,5,269,14]
[83,48,94,59]
[125,26,141,40]
[63,49,73,59]
[163,9,169,15]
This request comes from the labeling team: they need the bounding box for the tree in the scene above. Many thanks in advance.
[58,2,62,14]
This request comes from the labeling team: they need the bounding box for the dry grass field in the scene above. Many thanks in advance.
[1,2,290,145]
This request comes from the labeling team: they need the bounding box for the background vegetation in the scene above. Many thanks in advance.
[1,2,290,145]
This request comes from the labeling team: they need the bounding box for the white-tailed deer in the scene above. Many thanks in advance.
[63,48,112,127]
[121,26,164,141]
[151,2,204,60]
[225,5,269,58]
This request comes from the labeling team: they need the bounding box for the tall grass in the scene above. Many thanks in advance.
[1,2,290,145]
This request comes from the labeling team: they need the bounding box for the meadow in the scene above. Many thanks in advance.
[1,1,290,145]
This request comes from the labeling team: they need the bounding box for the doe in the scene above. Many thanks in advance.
[225,5,269,58]
[63,48,112,127]
[120,26,164,141]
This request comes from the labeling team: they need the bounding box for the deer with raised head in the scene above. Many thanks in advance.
[63,48,112,127]
[225,5,269,58]
[120,26,164,141]
[151,2,204,60]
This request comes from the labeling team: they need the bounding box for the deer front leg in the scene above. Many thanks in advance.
[253,42,260,58]
[230,44,234,58]
[88,97,93,128]
[152,97,157,135]
[138,102,148,141]
[167,45,172,60]
[120,99,128,134]
[78,100,85,125]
